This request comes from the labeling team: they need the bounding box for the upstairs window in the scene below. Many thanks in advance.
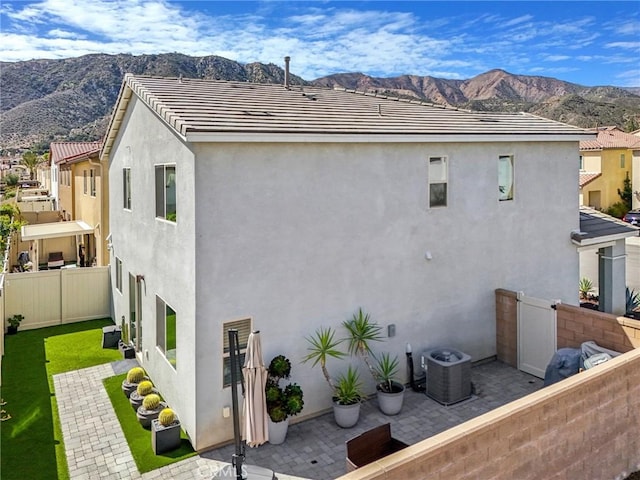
[579,155,584,171]
[155,165,176,222]
[90,168,96,197]
[222,318,252,387]
[123,168,131,210]
[498,155,514,201]
[428,156,447,208]
[620,154,625,168]
[83,170,88,194]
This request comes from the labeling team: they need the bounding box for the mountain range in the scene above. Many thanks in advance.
[1,53,639,152]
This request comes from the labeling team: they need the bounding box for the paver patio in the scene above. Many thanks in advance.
[54,358,542,479]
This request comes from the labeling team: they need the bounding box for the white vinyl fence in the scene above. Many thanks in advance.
[3,266,111,330]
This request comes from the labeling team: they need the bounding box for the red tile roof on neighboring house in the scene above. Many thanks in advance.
[579,126,640,151]
[579,172,602,187]
[50,142,102,165]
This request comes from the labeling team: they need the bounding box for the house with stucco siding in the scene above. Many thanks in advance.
[100,72,593,450]
[579,126,640,211]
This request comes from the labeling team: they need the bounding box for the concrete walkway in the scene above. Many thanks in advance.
[54,359,542,480]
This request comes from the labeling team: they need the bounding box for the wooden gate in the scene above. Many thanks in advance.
[517,292,558,378]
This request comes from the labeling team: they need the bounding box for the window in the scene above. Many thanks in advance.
[83,170,88,194]
[115,257,122,293]
[579,156,584,171]
[222,318,252,387]
[620,154,625,168]
[90,168,96,197]
[498,155,514,201]
[123,168,131,210]
[155,165,176,222]
[156,296,177,369]
[428,156,447,207]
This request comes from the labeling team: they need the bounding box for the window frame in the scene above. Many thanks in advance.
[83,170,88,194]
[155,164,176,222]
[222,318,252,388]
[90,168,96,197]
[428,156,448,208]
[123,168,131,210]
[115,257,122,293]
[156,296,177,369]
[498,155,515,202]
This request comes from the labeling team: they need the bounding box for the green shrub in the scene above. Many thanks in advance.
[142,393,161,410]
[158,408,176,426]
[136,380,153,396]
[126,367,145,383]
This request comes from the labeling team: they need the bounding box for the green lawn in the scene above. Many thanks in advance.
[1,318,119,480]
[103,375,195,473]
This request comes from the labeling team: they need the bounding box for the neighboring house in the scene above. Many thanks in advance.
[48,142,109,267]
[633,129,640,210]
[101,73,593,450]
[579,126,640,210]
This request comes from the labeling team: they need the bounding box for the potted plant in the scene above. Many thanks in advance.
[6,314,24,335]
[136,393,168,429]
[342,308,383,379]
[265,355,304,444]
[129,380,156,411]
[303,326,361,427]
[374,352,405,415]
[332,366,363,428]
[117,316,135,359]
[121,367,146,398]
[151,407,181,454]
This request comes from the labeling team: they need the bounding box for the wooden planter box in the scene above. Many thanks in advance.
[346,423,408,472]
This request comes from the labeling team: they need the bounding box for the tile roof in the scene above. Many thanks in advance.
[579,172,602,187]
[50,142,102,165]
[572,206,639,246]
[102,75,594,155]
[579,126,640,151]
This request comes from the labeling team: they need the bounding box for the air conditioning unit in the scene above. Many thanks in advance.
[422,348,471,405]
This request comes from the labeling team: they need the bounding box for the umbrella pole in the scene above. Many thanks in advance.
[228,329,244,480]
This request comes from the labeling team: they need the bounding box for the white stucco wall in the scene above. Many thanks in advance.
[107,96,199,446]
[190,139,580,449]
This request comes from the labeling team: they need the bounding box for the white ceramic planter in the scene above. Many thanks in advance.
[268,417,289,444]
[333,402,360,428]
[377,383,405,415]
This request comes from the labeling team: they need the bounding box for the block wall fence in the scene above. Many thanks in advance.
[336,290,640,480]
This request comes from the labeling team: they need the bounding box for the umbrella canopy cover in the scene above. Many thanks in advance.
[242,331,269,447]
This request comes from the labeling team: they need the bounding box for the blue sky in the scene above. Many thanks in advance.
[1,1,638,86]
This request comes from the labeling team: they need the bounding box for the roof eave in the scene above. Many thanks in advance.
[571,230,639,246]
[184,132,595,143]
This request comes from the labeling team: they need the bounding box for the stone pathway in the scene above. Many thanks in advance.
[54,361,306,480]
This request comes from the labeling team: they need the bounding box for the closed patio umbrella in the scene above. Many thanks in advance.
[242,331,269,448]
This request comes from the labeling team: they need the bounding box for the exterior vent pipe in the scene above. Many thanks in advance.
[284,56,290,89]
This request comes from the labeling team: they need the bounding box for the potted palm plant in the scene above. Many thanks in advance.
[265,355,304,444]
[6,314,24,335]
[332,366,363,428]
[303,326,363,428]
[343,308,405,415]
[374,352,405,415]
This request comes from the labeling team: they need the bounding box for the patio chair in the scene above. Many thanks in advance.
[47,251,64,269]
[345,423,408,472]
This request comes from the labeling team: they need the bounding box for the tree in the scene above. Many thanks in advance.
[21,150,44,180]
[618,172,632,211]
